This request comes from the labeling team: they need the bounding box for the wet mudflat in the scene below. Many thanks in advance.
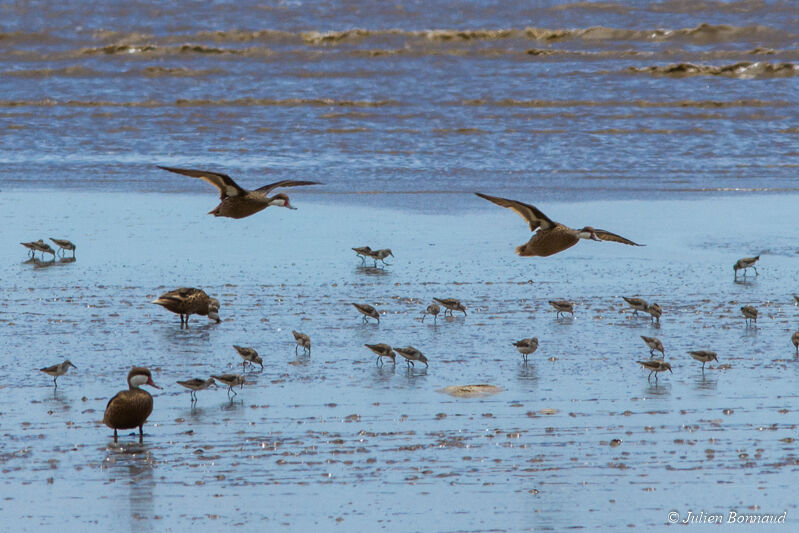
[1,191,797,531]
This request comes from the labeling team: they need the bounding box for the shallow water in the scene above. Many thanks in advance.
[2,191,798,530]
[1,0,799,200]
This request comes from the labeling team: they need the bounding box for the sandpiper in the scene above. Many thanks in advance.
[433,298,467,316]
[22,240,55,260]
[352,302,380,323]
[233,345,263,371]
[158,166,321,219]
[549,300,574,318]
[475,192,642,257]
[211,374,246,397]
[513,337,539,363]
[640,336,665,358]
[176,377,216,403]
[689,350,718,372]
[367,248,393,267]
[292,331,311,355]
[421,303,441,323]
[20,240,41,258]
[394,346,428,368]
[365,343,396,365]
[151,287,220,326]
[792,331,799,354]
[741,305,758,326]
[623,297,648,316]
[646,303,662,323]
[103,367,161,443]
[39,359,77,388]
[636,360,672,384]
[352,246,372,263]
[49,238,76,257]
[733,255,759,278]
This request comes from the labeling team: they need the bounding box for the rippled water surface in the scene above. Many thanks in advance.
[2,1,799,531]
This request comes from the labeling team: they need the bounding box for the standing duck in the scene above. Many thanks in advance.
[158,166,320,219]
[475,193,642,257]
[151,287,220,326]
[103,367,161,443]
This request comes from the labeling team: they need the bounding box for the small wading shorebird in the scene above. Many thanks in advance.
[623,297,648,316]
[475,192,643,257]
[50,238,76,257]
[394,346,428,368]
[636,359,672,384]
[433,298,466,317]
[549,300,574,318]
[689,350,718,372]
[39,359,77,388]
[21,240,56,260]
[641,336,665,358]
[233,345,263,371]
[513,337,539,363]
[367,248,393,267]
[292,331,311,355]
[792,331,799,354]
[158,166,320,219]
[176,377,216,403]
[151,287,220,326]
[421,302,440,323]
[741,305,758,327]
[352,246,373,263]
[211,374,246,397]
[733,255,760,278]
[365,343,396,366]
[352,302,380,323]
[103,367,161,443]
[793,294,799,306]
[646,303,662,324]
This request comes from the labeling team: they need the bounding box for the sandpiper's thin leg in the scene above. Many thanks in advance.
[139,426,144,443]
[647,371,652,383]
[53,377,58,388]
[753,266,758,276]
[295,344,299,355]
[421,313,426,323]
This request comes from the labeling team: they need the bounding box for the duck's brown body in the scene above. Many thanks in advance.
[158,166,320,219]
[152,287,220,325]
[103,367,160,442]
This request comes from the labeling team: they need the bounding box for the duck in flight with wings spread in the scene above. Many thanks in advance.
[475,192,643,257]
[158,166,321,219]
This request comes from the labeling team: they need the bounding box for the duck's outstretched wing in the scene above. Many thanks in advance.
[255,180,322,195]
[475,193,556,231]
[593,229,643,246]
[158,166,246,199]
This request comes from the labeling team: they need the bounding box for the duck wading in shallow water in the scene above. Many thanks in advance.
[475,193,643,257]
[151,287,220,326]
[158,166,321,219]
[103,367,161,443]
